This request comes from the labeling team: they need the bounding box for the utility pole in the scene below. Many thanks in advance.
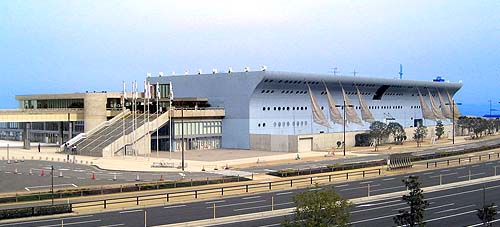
[336,100,353,156]
[51,165,54,205]
[181,105,185,171]
[156,82,160,159]
[343,99,346,156]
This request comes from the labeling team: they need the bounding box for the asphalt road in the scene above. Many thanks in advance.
[0,160,221,193]
[240,137,500,174]
[2,158,500,226]
[1,137,499,193]
[214,182,500,227]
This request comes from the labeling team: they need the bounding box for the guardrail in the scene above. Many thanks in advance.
[426,151,500,168]
[0,168,381,211]
[68,168,381,210]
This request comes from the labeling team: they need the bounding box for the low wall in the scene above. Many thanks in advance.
[250,124,454,153]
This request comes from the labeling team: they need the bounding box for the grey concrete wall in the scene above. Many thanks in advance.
[251,124,453,153]
[83,93,107,133]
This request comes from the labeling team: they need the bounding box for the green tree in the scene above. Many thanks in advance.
[283,186,352,227]
[387,122,406,145]
[477,203,497,226]
[394,175,429,227]
[435,120,444,140]
[369,121,389,151]
[413,126,428,147]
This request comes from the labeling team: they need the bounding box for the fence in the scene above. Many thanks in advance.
[68,168,380,210]
[426,151,500,168]
[0,175,249,204]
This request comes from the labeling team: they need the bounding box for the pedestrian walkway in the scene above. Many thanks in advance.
[0,134,497,173]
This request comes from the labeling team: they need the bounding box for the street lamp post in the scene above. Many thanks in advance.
[181,105,185,171]
[336,100,353,156]
[446,101,462,144]
[51,165,54,205]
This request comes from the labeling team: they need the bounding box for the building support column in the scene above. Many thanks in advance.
[57,122,63,145]
[68,122,73,139]
[22,122,31,150]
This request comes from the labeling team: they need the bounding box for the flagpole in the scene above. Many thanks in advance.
[133,80,137,158]
[143,80,146,159]
[169,82,173,160]
[122,81,126,157]
[156,82,160,159]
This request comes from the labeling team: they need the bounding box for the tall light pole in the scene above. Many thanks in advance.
[446,101,462,144]
[51,165,54,205]
[336,101,353,156]
[181,105,184,171]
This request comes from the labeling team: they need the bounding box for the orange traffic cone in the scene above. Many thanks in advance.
[91,172,96,180]
[41,169,45,176]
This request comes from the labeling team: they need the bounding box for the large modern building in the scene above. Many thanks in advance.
[0,70,462,155]
[148,70,461,152]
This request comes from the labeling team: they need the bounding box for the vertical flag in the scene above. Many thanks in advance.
[169,82,174,101]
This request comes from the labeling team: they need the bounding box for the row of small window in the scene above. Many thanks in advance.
[385,93,403,96]
[281,90,309,94]
[261,89,372,96]
[257,121,309,128]
[318,91,371,96]
[352,83,377,87]
[263,79,320,85]
[261,79,379,89]
[173,121,222,136]
[410,106,422,109]
[262,105,404,111]
[368,105,403,110]
[262,106,309,111]
[411,93,437,97]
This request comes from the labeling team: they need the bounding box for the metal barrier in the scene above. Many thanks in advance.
[426,151,500,168]
[387,152,413,170]
[65,168,381,210]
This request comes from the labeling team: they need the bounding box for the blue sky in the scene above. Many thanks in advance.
[0,0,499,116]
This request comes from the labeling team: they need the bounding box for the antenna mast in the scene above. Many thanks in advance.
[399,64,403,80]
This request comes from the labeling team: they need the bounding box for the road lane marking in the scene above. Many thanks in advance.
[205,200,225,204]
[340,184,380,191]
[382,177,396,181]
[370,185,406,192]
[38,219,101,227]
[98,224,125,227]
[119,209,143,214]
[457,167,466,170]
[349,213,397,224]
[440,169,451,172]
[352,202,406,213]
[25,184,78,191]
[434,204,476,214]
[429,172,458,178]
[424,210,476,223]
[164,204,187,209]
[206,200,266,209]
[233,202,294,212]
[276,191,293,196]
[458,172,485,178]
[359,181,373,184]
[242,196,261,200]
[356,199,400,207]
[423,172,434,175]
[486,162,493,165]
[472,165,480,168]
[426,203,455,210]
[0,215,94,226]
[335,184,350,188]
